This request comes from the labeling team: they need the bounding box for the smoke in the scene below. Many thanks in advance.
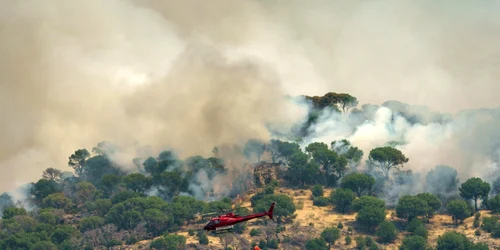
[0,0,307,193]
[304,103,500,204]
[1,0,499,195]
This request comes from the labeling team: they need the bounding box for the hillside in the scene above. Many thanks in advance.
[127,188,500,250]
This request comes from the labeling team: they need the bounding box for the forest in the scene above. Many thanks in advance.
[1,92,500,250]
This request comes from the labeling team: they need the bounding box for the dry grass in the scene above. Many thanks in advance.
[128,187,500,249]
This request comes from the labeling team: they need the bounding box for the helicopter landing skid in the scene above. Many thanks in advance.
[213,225,234,234]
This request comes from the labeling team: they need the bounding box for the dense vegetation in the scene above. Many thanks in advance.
[1,92,500,249]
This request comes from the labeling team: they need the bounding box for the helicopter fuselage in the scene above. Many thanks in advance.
[203,202,275,232]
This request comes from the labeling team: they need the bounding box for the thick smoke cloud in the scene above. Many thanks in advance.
[1,0,499,194]
[304,103,500,202]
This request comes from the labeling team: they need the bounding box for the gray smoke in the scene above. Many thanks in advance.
[303,103,500,204]
[1,0,499,196]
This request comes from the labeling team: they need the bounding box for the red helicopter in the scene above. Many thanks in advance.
[203,202,275,233]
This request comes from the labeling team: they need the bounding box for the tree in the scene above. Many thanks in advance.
[320,227,340,249]
[0,193,14,211]
[42,168,62,182]
[305,238,328,250]
[198,233,209,245]
[243,139,266,162]
[124,173,152,193]
[68,149,90,176]
[415,193,442,218]
[367,147,409,179]
[330,188,356,214]
[32,241,57,250]
[84,155,121,185]
[459,177,490,211]
[100,174,122,193]
[277,141,302,165]
[150,234,186,250]
[436,231,479,250]
[306,142,347,185]
[336,93,359,114]
[286,151,319,186]
[1,206,27,219]
[79,216,104,232]
[376,221,397,243]
[143,209,171,236]
[396,195,428,221]
[30,179,61,205]
[352,195,386,212]
[74,181,98,204]
[492,177,500,195]
[91,141,116,155]
[311,184,324,197]
[42,193,72,210]
[446,199,471,226]
[399,235,427,250]
[253,194,295,223]
[340,173,375,197]
[425,165,459,196]
[406,218,428,239]
[356,206,386,231]
[332,140,364,170]
[487,194,500,213]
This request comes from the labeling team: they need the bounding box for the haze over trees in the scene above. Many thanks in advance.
[0,91,498,249]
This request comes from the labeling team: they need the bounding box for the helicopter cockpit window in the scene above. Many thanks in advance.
[214,220,220,224]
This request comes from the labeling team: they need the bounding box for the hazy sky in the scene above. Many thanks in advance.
[0,0,499,193]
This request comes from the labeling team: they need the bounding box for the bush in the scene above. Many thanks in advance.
[313,197,330,207]
[473,218,480,228]
[345,236,352,245]
[406,218,428,239]
[269,179,279,187]
[330,188,356,213]
[475,229,481,236]
[265,185,275,194]
[311,184,324,197]
[400,235,427,250]
[375,221,397,243]
[488,194,500,213]
[482,216,498,233]
[365,236,374,246]
[492,227,500,238]
[267,239,279,249]
[320,227,340,247]
[355,236,366,250]
[305,238,328,250]
[337,222,343,229]
[250,228,261,236]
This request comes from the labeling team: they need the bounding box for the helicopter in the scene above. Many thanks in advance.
[202,202,275,233]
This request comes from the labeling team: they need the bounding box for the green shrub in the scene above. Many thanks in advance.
[345,236,352,245]
[250,228,261,236]
[313,197,330,207]
[355,236,366,249]
[311,184,324,197]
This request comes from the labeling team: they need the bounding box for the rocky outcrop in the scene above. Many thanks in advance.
[253,162,283,187]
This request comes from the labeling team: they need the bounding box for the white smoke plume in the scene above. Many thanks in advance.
[303,102,500,201]
[1,0,499,195]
